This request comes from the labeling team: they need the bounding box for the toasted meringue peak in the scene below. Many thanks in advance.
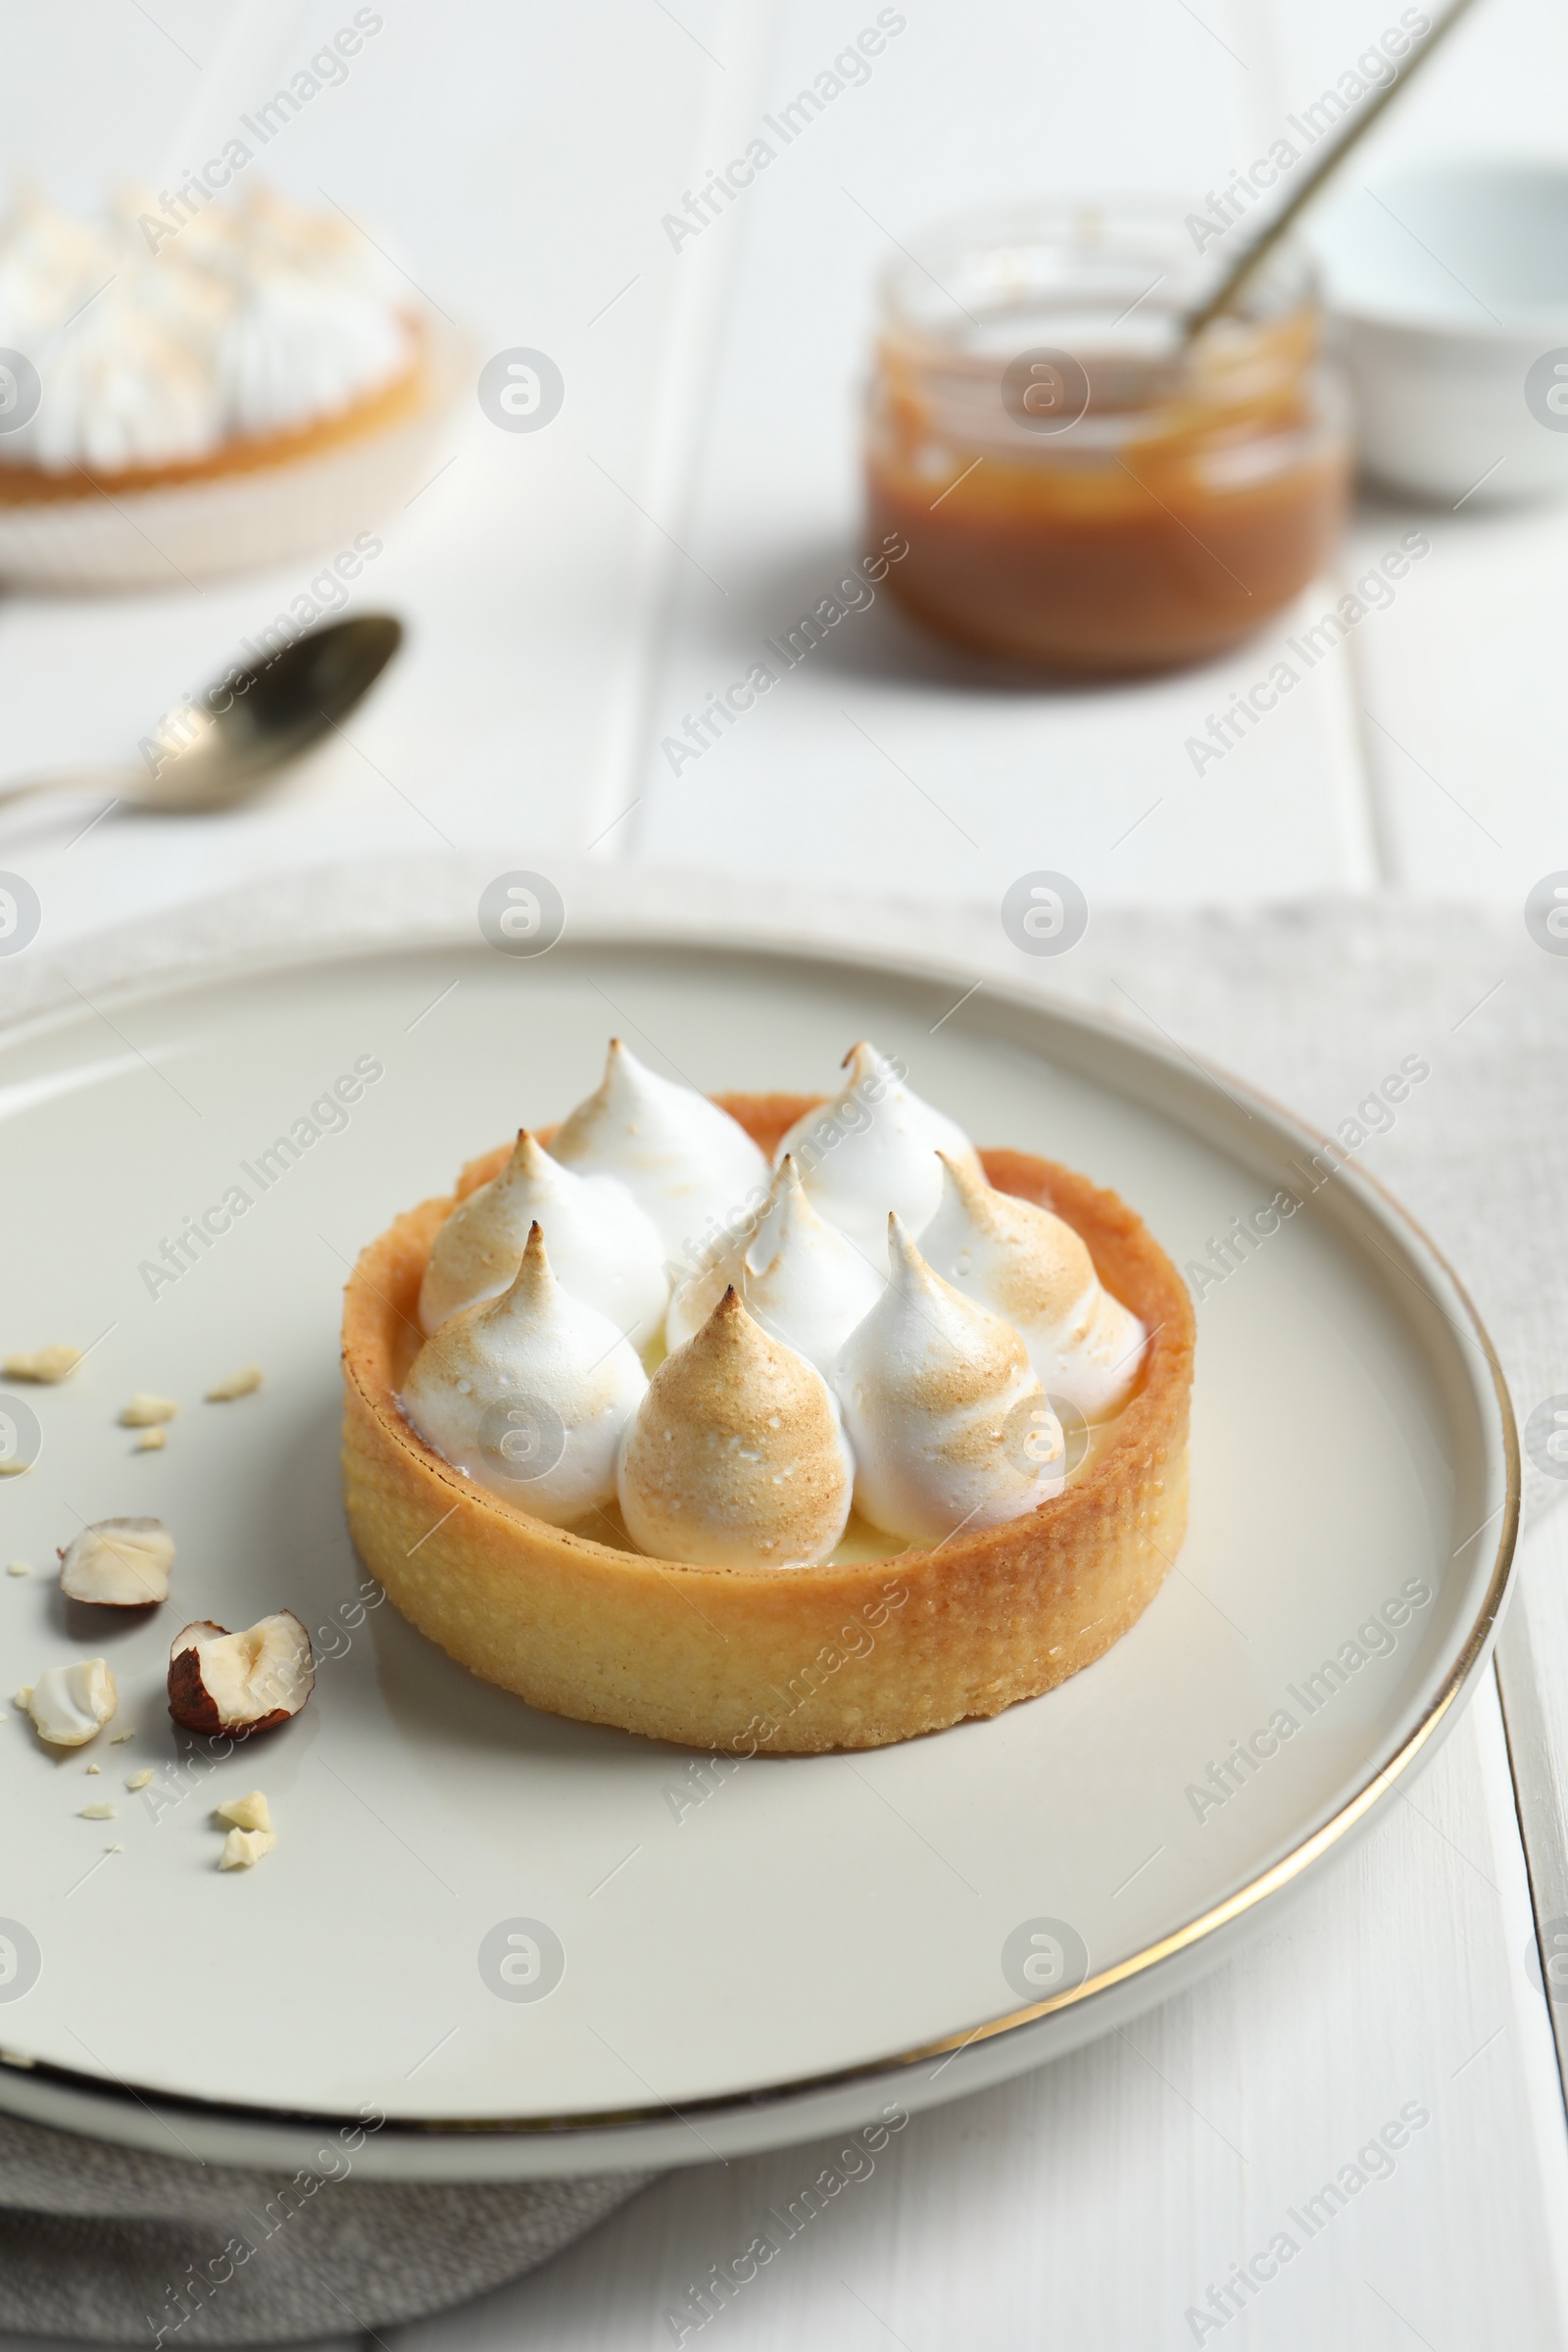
[400,1225,647,1524]
[665,1154,885,1374]
[834,1216,1065,1544]
[418,1128,666,1345]
[920,1154,1146,1416]
[550,1039,770,1262]
[775,1042,983,1271]
[617,1289,854,1567]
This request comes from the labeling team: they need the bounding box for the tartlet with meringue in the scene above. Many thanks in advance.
[341,1040,1195,1752]
[0,181,455,589]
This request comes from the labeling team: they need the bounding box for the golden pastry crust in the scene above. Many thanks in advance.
[0,318,428,505]
[340,1096,1195,1753]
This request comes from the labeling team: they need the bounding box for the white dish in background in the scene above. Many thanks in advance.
[0,931,1515,2179]
[1311,160,1568,505]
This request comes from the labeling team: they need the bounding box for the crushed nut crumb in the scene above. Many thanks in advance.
[3,1346,81,1384]
[109,1731,136,1744]
[206,1366,263,1402]
[79,1802,116,1820]
[85,1763,101,1775]
[6,1562,29,1577]
[119,1394,177,1428]
[125,1769,154,1791]
[216,1789,271,1834]
[219,1826,275,1870]
[132,1428,167,1453]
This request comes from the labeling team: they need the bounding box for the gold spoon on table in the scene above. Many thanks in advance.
[0,613,404,818]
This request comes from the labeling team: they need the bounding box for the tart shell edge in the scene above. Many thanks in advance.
[339,1094,1194,1754]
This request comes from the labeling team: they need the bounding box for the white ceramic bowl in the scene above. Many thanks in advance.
[1311,160,1568,506]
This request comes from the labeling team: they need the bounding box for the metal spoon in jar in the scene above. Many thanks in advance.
[0,613,404,817]
[1181,0,1485,343]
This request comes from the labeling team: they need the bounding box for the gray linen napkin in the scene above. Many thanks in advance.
[1,862,1562,2343]
[1019,893,1568,1527]
[0,2113,648,2344]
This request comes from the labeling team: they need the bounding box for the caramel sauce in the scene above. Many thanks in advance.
[866,307,1349,675]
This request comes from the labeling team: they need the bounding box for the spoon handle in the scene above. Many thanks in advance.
[0,769,134,811]
[1181,0,1487,344]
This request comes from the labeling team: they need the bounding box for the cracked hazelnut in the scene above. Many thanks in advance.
[168,1614,315,1737]
[27,1660,117,1746]
[59,1518,174,1607]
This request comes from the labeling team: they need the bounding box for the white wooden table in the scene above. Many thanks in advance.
[6,0,1568,2342]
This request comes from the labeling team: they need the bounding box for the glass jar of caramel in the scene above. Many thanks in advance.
[864,201,1350,676]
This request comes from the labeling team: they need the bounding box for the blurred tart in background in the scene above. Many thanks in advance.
[0,181,458,589]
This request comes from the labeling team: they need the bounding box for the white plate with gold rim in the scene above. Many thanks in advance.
[0,926,1515,2179]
